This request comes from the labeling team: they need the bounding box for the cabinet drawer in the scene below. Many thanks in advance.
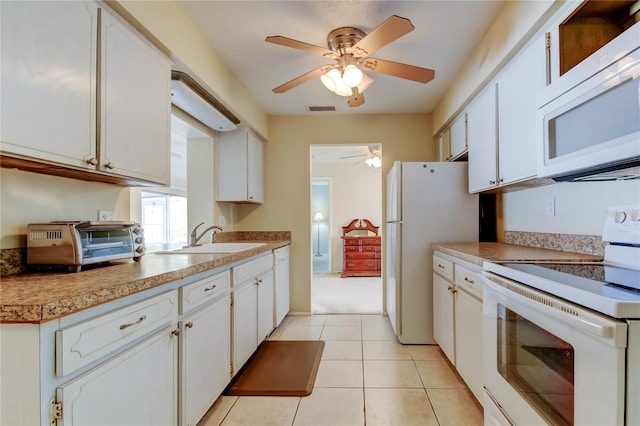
[344,239,361,246]
[361,238,380,246]
[345,252,379,260]
[233,253,272,285]
[433,255,454,281]
[454,265,482,300]
[344,259,379,271]
[56,290,178,376]
[180,270,230,313]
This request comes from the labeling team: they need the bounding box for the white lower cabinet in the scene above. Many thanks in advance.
[56,327,178,426]
[432,252,484,405]
[273,246,290,327]
[232,281,259,374]
[433,273,455,364]
[0,249,288,426]
[231,253,274,374]
[181,296,230,426]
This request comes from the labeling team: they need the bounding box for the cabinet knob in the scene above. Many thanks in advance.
[170,329,180,338]
[489,180,496,185]
[464,277,475,285]
[185,322,194,329]
[204,284,217,292]
[86,157,98,166]
[255,278,262,285]
[498,177,504,183]
[104,162,115,169]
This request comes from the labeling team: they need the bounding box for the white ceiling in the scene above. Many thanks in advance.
[176,1,507,116]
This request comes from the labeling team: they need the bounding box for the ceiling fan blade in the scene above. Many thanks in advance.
[340,153,368,159]
[265,36,339,59]
[272,65,334,93]
[362,57,435,83]
[351,15,414,58]
[348,87,365,108]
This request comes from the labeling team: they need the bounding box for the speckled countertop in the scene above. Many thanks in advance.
[432,242,603,267]
[0,238,289,324]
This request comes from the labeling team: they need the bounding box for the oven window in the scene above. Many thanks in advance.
[497,304,574,425]
[79,229,133,260]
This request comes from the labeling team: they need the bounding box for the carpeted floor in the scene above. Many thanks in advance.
[312,273,382,314]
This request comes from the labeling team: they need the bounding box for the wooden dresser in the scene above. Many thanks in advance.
[341,218,381,278]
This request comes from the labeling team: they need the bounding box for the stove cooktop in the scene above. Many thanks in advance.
[484,261,640,319]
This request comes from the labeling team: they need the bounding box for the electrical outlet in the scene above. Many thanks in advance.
[546,198,555,217]
[98,210,114,221]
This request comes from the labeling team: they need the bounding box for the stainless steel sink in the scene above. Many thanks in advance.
[156,242,266,254]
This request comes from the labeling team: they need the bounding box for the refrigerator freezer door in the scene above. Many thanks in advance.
[386,161,401,222]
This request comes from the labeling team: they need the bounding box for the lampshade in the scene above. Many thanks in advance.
[313,212,324,222]
[342,64,363,87]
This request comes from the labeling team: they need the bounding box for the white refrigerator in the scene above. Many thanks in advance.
[386,161,478,344]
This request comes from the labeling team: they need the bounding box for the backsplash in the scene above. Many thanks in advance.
[504,231,605,256]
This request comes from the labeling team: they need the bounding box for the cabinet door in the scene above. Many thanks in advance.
[100,8,171,184]
[0,1,97,168]
[454,289,483,404]
[432,273,455,364]
[439,128,452,161]
[257,269,274,342]
[246,130,264,203]
[56,328,178,426]
[182,296,231,426]
[274,247,290,327]
[467,84,498,193]
[232,283,258,373]
[497,41,543,185]
[449,113,467,159]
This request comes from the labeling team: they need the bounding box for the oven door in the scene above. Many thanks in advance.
[482,272,627,426]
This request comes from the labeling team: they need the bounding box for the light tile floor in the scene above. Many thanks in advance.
[198,314,483,426]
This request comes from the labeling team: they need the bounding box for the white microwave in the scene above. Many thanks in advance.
[538,42,640,181]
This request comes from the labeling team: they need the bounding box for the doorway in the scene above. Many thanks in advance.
[310,144,383,314]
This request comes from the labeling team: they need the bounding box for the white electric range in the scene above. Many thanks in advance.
[481,205,640,425]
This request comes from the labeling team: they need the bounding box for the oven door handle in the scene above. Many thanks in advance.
[575,316,613,339]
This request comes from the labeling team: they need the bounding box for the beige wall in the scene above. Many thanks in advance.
[234,113,433,313]
[0,169,130,248]
[313,161,383,273]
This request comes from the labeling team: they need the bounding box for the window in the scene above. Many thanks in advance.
[141,192,188,252]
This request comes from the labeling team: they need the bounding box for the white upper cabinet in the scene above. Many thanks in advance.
[496,39,543,185]
[467,35,545,193]
[0,1,98,168]
[467,84,498,193]
[449,113,468,160]
[99,8,171,185]
[438,128,452,162]
[216,126,264,204]
[0,1,171,186]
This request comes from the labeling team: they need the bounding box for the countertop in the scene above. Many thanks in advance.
[0,240,289,323]
[432,242,603,267]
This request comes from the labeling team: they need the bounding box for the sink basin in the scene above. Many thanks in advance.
[156,242,266,254]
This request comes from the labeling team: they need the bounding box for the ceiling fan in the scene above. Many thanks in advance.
[340,145,382,167]
[265,15,435,108]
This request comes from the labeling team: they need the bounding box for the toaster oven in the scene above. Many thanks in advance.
[27,221,145,272]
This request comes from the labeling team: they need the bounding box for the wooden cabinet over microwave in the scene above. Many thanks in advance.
[341,218,381,278]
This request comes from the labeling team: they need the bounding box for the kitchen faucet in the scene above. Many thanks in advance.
[189,222,224,246]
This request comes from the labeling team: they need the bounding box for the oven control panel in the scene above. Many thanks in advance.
[603,204,640,245]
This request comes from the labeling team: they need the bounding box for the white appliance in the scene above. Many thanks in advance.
[537,40,640,182]
[386,161,478,344]
[481,205,640,425]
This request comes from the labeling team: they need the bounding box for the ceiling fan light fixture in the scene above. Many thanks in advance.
[365,155,382,168]
[320,68,340,92]
[342,64,363,87]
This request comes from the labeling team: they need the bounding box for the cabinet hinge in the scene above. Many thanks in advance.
[50,400,63,424]
[230,293,234,307]
[230,363,235,376]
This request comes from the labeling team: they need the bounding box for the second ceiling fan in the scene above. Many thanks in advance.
[265,15,435,108]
